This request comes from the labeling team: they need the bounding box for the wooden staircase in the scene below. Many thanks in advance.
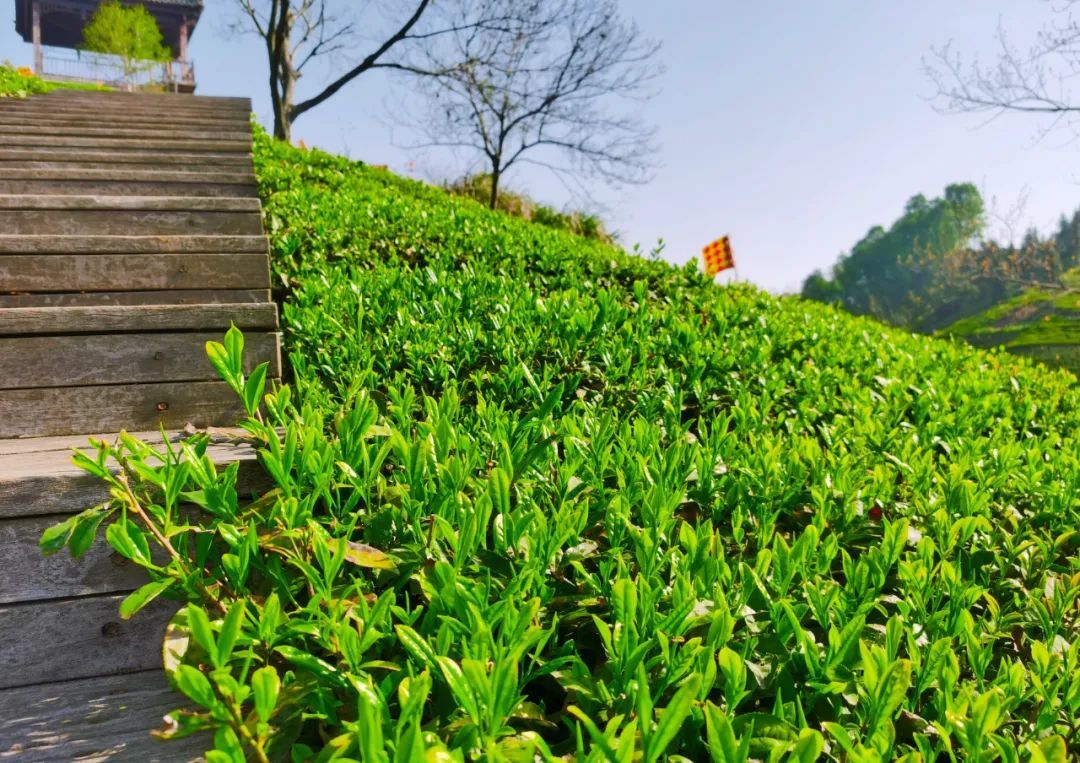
[0,91,279,760]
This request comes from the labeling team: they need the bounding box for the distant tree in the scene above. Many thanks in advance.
[82,1,171,89]
[402,0,661,209]
[801,184,985,329]
[925,2,1080,136]
[229,1,510,142]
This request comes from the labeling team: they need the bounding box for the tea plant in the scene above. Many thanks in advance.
[43,131,1080,760]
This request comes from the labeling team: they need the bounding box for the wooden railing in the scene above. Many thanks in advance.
[40,50,195,92]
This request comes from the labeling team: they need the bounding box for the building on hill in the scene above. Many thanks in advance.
[13,0,203,91]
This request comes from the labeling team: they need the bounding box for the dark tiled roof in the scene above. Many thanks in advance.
[150,0,203,6]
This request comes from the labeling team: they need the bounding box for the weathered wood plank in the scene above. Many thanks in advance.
[0,594,176,689]
[0,180,256,197]
[0,112,247,129]
[0,126,251,141]
[36,91,251,108]
[0,196,259,211]
[0,381,248,439]
[0,435,271,518]
[0,427,252,456]
[0,254,270,293]
[0,303,278,335]
[0,235,267,254]
[0,290,272,309]
[0,149,252,166]
[0,168,255,183]
[0,332,280,389]
[0,669,206,761]
[0,210,263,236]
[0,515,147,604]
[0,136,251,152]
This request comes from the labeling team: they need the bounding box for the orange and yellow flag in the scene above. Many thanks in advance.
[702,236,734,276]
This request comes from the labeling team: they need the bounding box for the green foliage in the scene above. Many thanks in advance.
[44,130,1080,759]
[445,173,615,244]
[802,184,985,329]
[0,63,109,97]
[81,1,171,84]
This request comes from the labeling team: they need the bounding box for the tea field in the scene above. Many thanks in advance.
[51,131,1080,761]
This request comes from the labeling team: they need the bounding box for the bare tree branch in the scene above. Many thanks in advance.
[926,4,1080,138]
[399,0,662,209]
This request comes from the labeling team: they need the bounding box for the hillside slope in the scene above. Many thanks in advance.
[240,131,1080,758]
[943,268,1080,375]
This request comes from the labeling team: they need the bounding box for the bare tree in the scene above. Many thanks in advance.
[402,0,661,209]
[230,1,506,142]
[926,2,1080,136]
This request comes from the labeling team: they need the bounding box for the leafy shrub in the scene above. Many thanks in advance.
[0,62,112,97]
[445,173,615,244]
[44,129,1080,760]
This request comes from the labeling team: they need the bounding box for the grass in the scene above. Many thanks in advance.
[46,128,1080,761]
[943,269,1080,375]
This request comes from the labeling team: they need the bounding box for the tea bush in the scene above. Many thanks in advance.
[46,131,1080,761]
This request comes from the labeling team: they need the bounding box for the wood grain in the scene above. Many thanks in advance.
[0,180,256,197]
[0,594,176,689]
[0,254,271,293]
[0,303,278,334]
[0,435,271,518]
[0,515,147,604]
[0,380,249,439]
[0,669,206,761]
[0,210,263,236]
[0,290,272,309]
[0,234,267,254]
[0,332,280,389]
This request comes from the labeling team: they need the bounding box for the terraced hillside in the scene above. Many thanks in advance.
[944,268,1080,376]
[41,128,1080,760]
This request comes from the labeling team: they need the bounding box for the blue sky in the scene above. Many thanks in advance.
[3,1,1075,293]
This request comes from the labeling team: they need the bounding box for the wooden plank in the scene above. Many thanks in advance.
[0,112,248,129]
[0,196,260,212]
[0,235,267,254]
[0,428,253,456]
[0,436,271,518]
[0,209,263,236]
[0,594,175,689]
[0,136,251,152]
[0,332,280,389]
[0,126,250,142]
[0,515,147,604]
[0,669,206,761]
[0,303,278,335]
[0,380,249,439]
[0,290,272,309]
[0,149,252,166]
[0,254,271,293]
[0,179,256,197]
[0,168,256,183]
[37,91,252,108]
[0,125,251,141]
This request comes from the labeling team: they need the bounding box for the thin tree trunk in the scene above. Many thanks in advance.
[488,164,501,210]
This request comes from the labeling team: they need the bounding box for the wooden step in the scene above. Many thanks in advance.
[0,381,250,438]
[0,234,268,254]
[0,148,252,166]
[0,330,281,388]
[0,110,246,127]
[0,289,272,309]
[38,91,251,108]
[1,254,271,292]
[0,178,257,197]
[0,594,174,689]
[0,200,263,235]
[0,302,278,335]
[0,135,251,153]
[0,124,252,141]
[0,166,255,183]
[0,669,206,761]
[0,429,269,518]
